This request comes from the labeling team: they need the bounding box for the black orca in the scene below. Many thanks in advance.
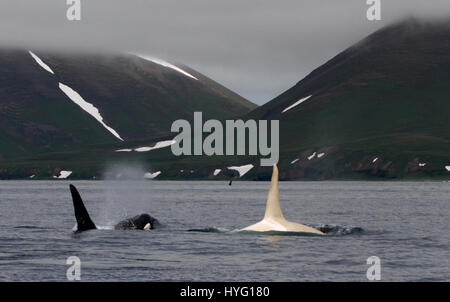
[69,184,159,232]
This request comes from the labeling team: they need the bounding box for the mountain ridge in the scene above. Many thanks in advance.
[244,18,450,180]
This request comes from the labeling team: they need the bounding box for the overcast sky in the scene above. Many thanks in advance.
[1,0,449,104]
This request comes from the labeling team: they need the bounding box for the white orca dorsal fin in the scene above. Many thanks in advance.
[264,165,284,220]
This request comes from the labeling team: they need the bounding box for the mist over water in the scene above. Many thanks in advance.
[96,163,156,227]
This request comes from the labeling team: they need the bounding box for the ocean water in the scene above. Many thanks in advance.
[0,180,448,282]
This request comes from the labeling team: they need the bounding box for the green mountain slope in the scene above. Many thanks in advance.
[0,50,118,159]
[41,52,256,139]
[0,49,256,162]
[246,18,450,179]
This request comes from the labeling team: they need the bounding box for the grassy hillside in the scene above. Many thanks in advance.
[41,52,256,140]
[243,18,450,180]
[0,49,118,160]
[0,49,256,163]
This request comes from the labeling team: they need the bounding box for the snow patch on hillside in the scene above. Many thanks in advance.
[115,149,133,152]
[445,166,450,171]
[372,157,379,163]
[213,169,221,176]
[291,158,299,164]
[28,51,55,74]
[53,171,72,179]
[134,140,176,152]
[59,83,123,141]
[282,95,312,113]
[144,171,161,179]
[228,164,254,177]
[317,152,325,158]
[137,55,198,80]
[307,152,316,160]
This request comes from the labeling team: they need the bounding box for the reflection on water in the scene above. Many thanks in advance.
[265,235,282,243]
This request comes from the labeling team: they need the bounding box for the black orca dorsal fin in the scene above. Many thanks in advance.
[70,184,97,231]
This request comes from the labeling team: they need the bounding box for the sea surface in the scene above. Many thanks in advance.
[0,180,448,281]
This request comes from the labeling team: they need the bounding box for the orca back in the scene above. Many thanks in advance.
[115,214,159,230]
[70,184,97,232]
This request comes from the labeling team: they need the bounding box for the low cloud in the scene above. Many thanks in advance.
[1,0,449,104]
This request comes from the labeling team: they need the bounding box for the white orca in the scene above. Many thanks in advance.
[69,184,159,232]
[241,165,324,235]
